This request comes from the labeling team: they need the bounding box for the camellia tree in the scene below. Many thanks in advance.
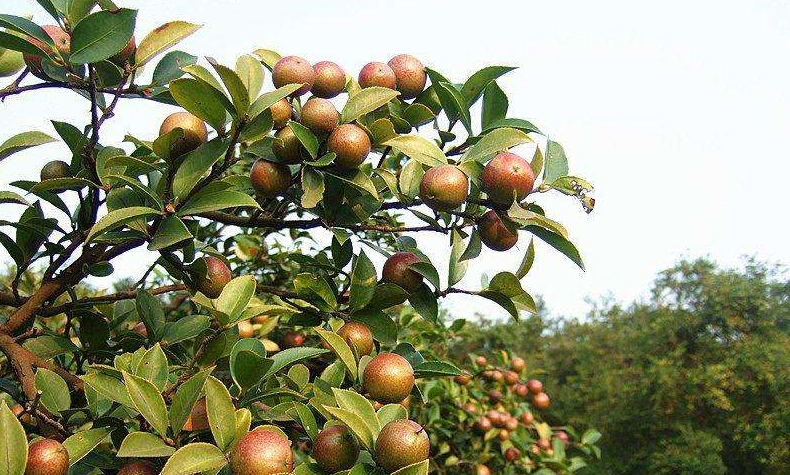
[0,1,596,475]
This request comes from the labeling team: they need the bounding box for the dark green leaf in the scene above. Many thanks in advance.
[69,8,137,64]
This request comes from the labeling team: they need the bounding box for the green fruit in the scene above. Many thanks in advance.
[117,461,157,475]
[312,61,346,98]
[374,420,429,473]
[272,55,315,96]
[381,251,422,292]
[273,126,305,164]
[388,54,426,99]
[0,48,25,77]
[40,160,71,181]
[159,112,208,158]
[299,98,339,135]
[419,165,469,211]
[337,321,374,356]
[270,98,292,130]
[326,124,371,169]
[482,152,535,204]
[229,430,294,475]
[363,352,414,403]
[25,438,69,475]
[358,61,396,89]
[195,256,232,298]
[477,210,518,251]
[251,159,291,198]
[312,425,360,473]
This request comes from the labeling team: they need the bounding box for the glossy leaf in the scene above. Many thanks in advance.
[205,376,236,451]
[215,275,256,324]
[117,432,176,458]
[123,371,169,437]
[0,401,27,475]
[383,135,447,167]
[0,131,55,162]
[160,443,227,475]
[34,368,70,413]
[69,9,137,64]
[172,138,230,200]
[350,251,376,311]
[63,428,111,466]
[170,367,213,434]
[461,127,532,163]
[136,21,201,67]
[342,87,400,123]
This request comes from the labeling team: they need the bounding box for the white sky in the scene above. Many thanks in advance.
[1,0,789,321]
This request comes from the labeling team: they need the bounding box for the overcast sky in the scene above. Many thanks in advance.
[1,0,788,321]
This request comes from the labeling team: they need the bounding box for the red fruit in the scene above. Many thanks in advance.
[195,256,232,299]
[312,425,360,473]
[327,123,371,169]
[538,438,551,450]
[272,55,315,96]
[229,430,294,475]
[363,352,414,403]
[491,370,503,382]
[387,54,427,99]
[132,322,148,338]
[556,431,570,445]
[520,411,534,425]
[282,331,305,348]
[514,384,529,397]
[477,465,491,475]
[482,151,535,204]
[504,447,520,462]
[25,438,69,475]
[374,420,429,473]
[183,398,209,431]
[419,165,469,211]
[117,460,157,475]
[159,112,209,158]
[488,390,503,403]
[478,210,518,251]
[510,356,526,372]
[237,320,254,338]
[337,321,374,356]
[463,402,477,414]
[312,61,346,98]
[299,97,339,135]
[270,98,292,130]
[251,159,291,198]
[498,429,510,441]
[112,36,136,65]
[454,374,471,385]
[476,416,492,432]
[533,392,550,410]
[381,251,423,292]
[504,370,519,385]
[527,379,543,395]
[475,356,488,366]
[358,61,396,89]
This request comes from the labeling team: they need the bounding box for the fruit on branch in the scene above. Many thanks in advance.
[312,425,360,472]
[183,397,209,431]
[505,417,519,431]
[299,98,339,135]
[526,379,543,394]
[272,55,315,96]
[195,256,232,299]
[25,438,69,475]
[514,384,528,397]
[454,374,471,385]
[112,36,137,65]
[337,321,374,356]
[0,48,25,77]
[533,391,550,410]
[504,447,520,462]
[374,419,430,472]
[273,126,305,164]
[463,402,477,414]
[159,112,208,158]
[475,356,488,366]
[537,438,551,451]
[363,352,414,403]
[282,331,305,348]
[358,61,396,90]
[497,429,510,441]
[476,416,492,432]
[482,151,535,204]
[23,25,70,76]
[326,123,371,169]
[488,390,503,403]
[477,465,492,475]
[311,61,346,98]
[419,165,469,211]
[238,319,254,338]
[478,210,518,251]
[381,251,423,293]
[270,98,292,130]
[40,160,71,181]
[510,356,526,372]
[504,370,519,385]
[229,429,295,475]
[387,54,427,99]
[520,411,534,425]
[117,461,157,475]
[556,430,569,445]
[251,159,291,198]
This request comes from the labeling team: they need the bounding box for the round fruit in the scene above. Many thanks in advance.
[511,356,526,372]
[387,54,426,99]
[159,112,208,158]
[312,61,346,98]
[326,124,371,169]
[533,392,550,410]
[419,165,469,211]
[482,151,535,204]
[195,256,231,299]
[25,438,69,475]
[270,98,292,130]
[454,374,471,385]
[537,438,551,450]
[505,417,519,431]
[504,370,519,385]
[23,25,70,75]
[300,98,339,135]
[514,384,528,397]
[183,398,209,431]
[262,339,280,353]
[381,252,422,292]
[556,431,569,444]
[520,411,534,425]
[112,36,136,65]
[374,420,429,473]
[363,352,414,403]
[488,390,503,403]
[504,447,520,462]
[272,56,315,96]
[463,402,477,414]
[477,465,491,475]
[229,430,294,475]
[478,210,518,251]
[498,429,510,441]
[273,126,304,164]
[0,49,25,77]
[40,160,71,181]
[475,356,487,366]
[527,379,543,394]
[282,331,305,348]
[476,416,492,432]
[238,320,254,338]
[358,61,396,89]
[117,461,157,475]
[312,425,360,473]
[491,370,503,381]
[337,321,374,356]
[251,159,291,198]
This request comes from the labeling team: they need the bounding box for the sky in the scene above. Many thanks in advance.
[1,0,789,321]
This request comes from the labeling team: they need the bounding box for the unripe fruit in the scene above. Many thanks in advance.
[533,392,550,410]
[478,210,518,251]
[419,165,469,211]
[313,425,360,473]
[475,356,487,366]
[476,465,491,475]
[337,321,374,356]
[387,54,427,99]
[381,251,422,292]
[527,379,543,395]
[476,416,492,432]
[510,356,526,373]
[520,411,534,425]
[272,56,314,96]
[0,49,25,77]
[504,370,519,385]
[195,256,232,299]
[300,98,339,135]
[40,160,71,181]
[358,62,396,89]
[112,36,136,65]
[251,159,291,198]
[327,124,371,169]
[229,430,294,475]
[270,98,292,129]
[117,461,157,475]
[273,126,305,164]
[25,438,69,475]
[363,352,414,404]
[23,25,70,76]
[482,152,535,204]
[183,398,209,431]
[514,384,528,397]
[454,374,471,385]
[238,320,254,338]
[504,447,520,462]
[282,331,305,348]
[374,420,429,473]
[312,61,346,98]
[159,112,208,158]
[498,429,510,441]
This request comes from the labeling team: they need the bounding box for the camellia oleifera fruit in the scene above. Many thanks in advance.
[381,251,423,292]
[364,352,414,403]
[419,165,469,211]
[299,98,339,135]
[195,255,232,298]
[270,98,292,129]
[533,391,550,410]
[311,61,346,98]
[478,210,518,251]
[159,112,208,158]
[117,461,157,475]
[25,438,69,475]
[482,151,535,204]
[23,25,70,76]
[374,419,430,473]
[387,54,427,99]
[40,160,71,181]
[251,159,291,198]
[326,123,371,169]
[358,61,396,89]
[273,126,304,164]
[229,429,295,475]
[337,321,374,356]
[183,398,209,431]
[312,425,360,473]
[272,55,314,96]
[0,48,25,78]
[112,36,136,65]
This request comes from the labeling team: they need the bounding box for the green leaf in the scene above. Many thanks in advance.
[582,428,602,445]
[172,138,230,200]
[81,372,132,407]
[376,404,408,427]
[432,81,472,134]
[350,251,376,311]
[403,103,435,127]
[117,432,176,458]
[481,81,508,129]
[408,261,441,291]
[413,361,463,378]
[69,8,137,64]
[30,177,97,193]
[169,78,228,132]
[0,15,53,49]
[300,167,324,209]
[460,127,532,163]
[149,215,192,251]
[215,275,256,324]
[323,406,375,451]
[383,135,447,167]
[123,371,169,437]
[136,289,166,342]
[152,50,197,85]
[23,335,78,360]
[408,283,439,323]
[488,271,526,297]
[34,368,70,413]
[315,328,358,379]
[229,339,272,391]
[482,117,542,135]
[288,120,319,159]
[460,66,517,106]
[478,290,518,319]
[528,225,584,271]
[235,55,264,103]
[294,273,337,311]
[136,343,169,390]
[516,238,535,278]
[63,428,111,466]
[205,376,236,451]
[0,401,27,475]
[325,168,379,199]
[391,460,429,475]
[544,140,570,183]
[163,315,210,345]
[178,182,260,216]
[0,31,48,57]
[448,228,468,287]
[332,388,380,434]
[248,84,302,118]
[208,57,250,115]
[170,367,213,434]
[263,347,329,379]
[252,48,281,69]
[160,443,227,475]
[105,174,161,209]
[351,310,397,345]
[135,21,202,68]
[67,0,95,25]
[341,87,400,123]
[0,131,55,162]
[86,206,160,242]
[398,158,423,200]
